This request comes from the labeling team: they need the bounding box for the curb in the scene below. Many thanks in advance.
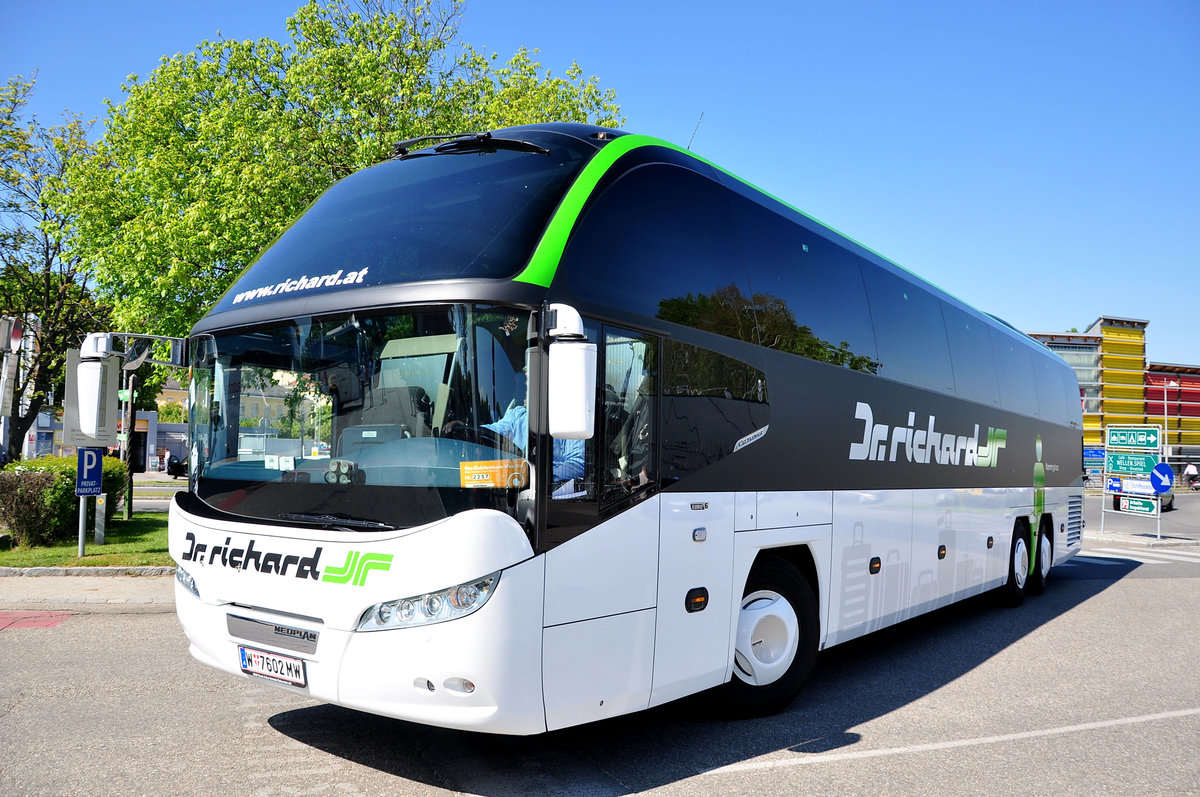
[0,566,175,577]
[0,596,174,605]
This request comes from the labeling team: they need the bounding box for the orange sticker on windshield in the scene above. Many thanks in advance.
[460,459,529,489]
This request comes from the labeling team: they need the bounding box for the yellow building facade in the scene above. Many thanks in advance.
[1030,316,1200,461]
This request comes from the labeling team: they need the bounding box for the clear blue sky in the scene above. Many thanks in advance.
[5,0,1198,364]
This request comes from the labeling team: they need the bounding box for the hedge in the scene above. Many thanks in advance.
[0,455,126,547]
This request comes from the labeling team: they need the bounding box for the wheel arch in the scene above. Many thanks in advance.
[731,531,830,655]
[715,543,823,716]
[741,542,821,636]
[755,544,820,600]
[1038,512,1055,565]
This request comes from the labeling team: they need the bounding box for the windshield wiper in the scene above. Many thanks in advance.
[279,512,396,531]
[392,131,473,157]
[392,131,549,159]
[435,132,550,156]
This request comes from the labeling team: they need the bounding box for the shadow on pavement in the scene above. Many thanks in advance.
[268,570,1119,795]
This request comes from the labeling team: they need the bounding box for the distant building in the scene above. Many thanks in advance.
[1028,316,1200,469]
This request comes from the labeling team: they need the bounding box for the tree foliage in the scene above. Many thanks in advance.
[156,401,185,424]
[1,75,111,461]
[0,455,125,546]
[57,0,623,338]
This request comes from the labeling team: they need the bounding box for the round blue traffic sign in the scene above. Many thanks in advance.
[1151,462,1175,494]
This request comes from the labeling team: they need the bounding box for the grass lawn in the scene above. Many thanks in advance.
[0,512,172,568]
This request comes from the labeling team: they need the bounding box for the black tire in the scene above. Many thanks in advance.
[712,555,819,718]
[1000,522,1031,607]
[1026,527,1051,596]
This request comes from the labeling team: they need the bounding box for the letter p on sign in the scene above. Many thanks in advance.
[76,447,104,497]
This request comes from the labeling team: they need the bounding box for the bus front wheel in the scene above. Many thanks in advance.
[715,555,818,717]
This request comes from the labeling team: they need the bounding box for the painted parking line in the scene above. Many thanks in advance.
[1060,556,1128,567]
[703,707,1200,775]
[1091,547,1200,564]
[0,611,73,630]
[1079,551,1166,565]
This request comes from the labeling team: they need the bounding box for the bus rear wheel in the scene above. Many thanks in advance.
[1026,527,1051,596]
[714,555,818,717]
[1000,522,1030,607]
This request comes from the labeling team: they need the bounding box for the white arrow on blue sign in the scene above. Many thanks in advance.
[1151,462,1175,494]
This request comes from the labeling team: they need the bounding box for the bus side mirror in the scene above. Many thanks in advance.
[548,339,596,439]
[546,304,595,440]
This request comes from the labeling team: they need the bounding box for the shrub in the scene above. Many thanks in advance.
[0,455,126,546]
[0,471,59,546]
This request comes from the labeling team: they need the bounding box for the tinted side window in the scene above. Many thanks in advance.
[563,164,754,339]
[1034,352,1070,424]
[661,340,769,483]
[728,190,879,372]
[543,323,660,546]
[862,266,955,393]
[1061,364,1084,426]
[990,327,1040,417]
[541,320,603,550]
[941,300,1001,405]
[600,328,658,509]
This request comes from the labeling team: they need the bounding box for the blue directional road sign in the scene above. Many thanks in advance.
[76,447,104,497]
[1151,462,1175,494]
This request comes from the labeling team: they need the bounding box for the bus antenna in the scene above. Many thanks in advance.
[687,112,704,150]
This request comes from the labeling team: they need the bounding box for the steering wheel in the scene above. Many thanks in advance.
[442,421,504,451]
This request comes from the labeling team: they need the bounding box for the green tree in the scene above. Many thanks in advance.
[57,0,622,338]
[1,75,111,462]
[157,401,185,423]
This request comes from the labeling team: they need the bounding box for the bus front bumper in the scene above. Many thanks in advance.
[175,554,548,736]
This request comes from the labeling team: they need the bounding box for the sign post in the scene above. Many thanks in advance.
[76,447,103,556]
[1102,425,1167,539]
[95,494,107,545]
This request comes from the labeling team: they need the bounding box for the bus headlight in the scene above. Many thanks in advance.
[175,564,200,599]
[357,572,500,631]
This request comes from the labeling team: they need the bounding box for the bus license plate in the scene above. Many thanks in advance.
[238,645,307,687]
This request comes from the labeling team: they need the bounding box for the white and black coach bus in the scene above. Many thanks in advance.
[171,123,1084,734]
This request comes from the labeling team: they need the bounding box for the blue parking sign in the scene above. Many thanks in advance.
[76,447,104,496]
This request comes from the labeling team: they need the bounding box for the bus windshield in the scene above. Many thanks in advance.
[189,305,533,531]
[206,131,596,314]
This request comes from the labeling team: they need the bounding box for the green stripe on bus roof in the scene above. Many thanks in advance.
[513,133,953,301]
[513,134,664,286]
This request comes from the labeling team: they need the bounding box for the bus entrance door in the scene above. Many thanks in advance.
[650,493,735,707]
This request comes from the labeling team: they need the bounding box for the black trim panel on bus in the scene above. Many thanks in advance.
[192,279,548,336]
[546,152,1082,500]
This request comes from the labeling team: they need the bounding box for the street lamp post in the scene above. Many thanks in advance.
[1165,379,1178,477]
